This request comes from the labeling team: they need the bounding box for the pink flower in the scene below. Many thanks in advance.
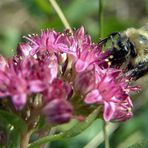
[0,70,44,110]
[17,27,108,73]
[42,79,73,124]
[29,51,58,84]
[42,78,72,103]
[74,67,97,95]
[42,99,73,124]
[61,27,105,72]
[109,97,133,122]
[74,44,102,72]
[65,27,109,72]
[84,66,137,122]
[22,30,69,55]
[0,55,56,110]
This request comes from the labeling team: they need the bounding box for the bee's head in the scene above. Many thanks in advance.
[124,27,148,63]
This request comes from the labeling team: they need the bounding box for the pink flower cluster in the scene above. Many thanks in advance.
[0,27,139,123]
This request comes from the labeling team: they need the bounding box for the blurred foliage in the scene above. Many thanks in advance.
[0,0,148,147]
[128,139,148,148]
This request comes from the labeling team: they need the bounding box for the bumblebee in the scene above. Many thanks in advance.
[98,24,148,80]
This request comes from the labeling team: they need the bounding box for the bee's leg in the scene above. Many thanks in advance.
[108,32,122,48]
[126,62,148,80]
[98,32,120,46]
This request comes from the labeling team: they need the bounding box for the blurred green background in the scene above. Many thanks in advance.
[0,0,148,147]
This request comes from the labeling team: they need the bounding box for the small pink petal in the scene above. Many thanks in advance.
[29,80,45,92]
[17,43,32,56]
[84,89,102,104]
[128,85,141,91]
[12,94,27,110]
[103,102,116,122]
[126,96,133,107]
[75,59,87,72]
[74,26,85,38]
[0,55,8,71]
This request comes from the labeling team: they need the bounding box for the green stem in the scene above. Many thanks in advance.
[49,0,72,32]
[99,0,104,38]
[28,133,63,148]
[103,121,109,148]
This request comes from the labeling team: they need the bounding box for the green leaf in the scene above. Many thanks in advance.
[0,112,20,148]
[0,120,8,148]
[63,107,101,138]
[7,127,20,148]
[0,110,27,133]
[28,107,101,148]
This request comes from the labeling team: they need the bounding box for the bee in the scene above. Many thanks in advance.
[98,24,148,80]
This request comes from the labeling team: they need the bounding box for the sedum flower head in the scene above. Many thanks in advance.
[0,56,47,109]
[83,66,138,122]
[0,27,139,124]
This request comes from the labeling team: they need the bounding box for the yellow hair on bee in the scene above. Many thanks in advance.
[124,24,148,64]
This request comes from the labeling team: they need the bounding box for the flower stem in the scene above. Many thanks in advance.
[49,0,72,32]
[103,121,110,148]
[20,131,32,148]
[98,0,104,38]
[28,133,63,148]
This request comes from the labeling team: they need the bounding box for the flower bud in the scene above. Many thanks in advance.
[42,99,73,124]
